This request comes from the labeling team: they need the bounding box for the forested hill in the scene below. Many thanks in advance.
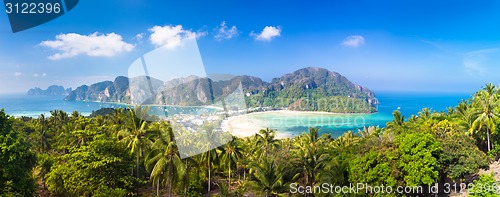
[64,67,378,113]
[250,67,378,113]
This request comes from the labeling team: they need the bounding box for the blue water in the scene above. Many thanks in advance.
[376,91,472,120]
[0,94,219,118]
[0,92,473,137]
[0,94,127,117]
[246,91,473,137]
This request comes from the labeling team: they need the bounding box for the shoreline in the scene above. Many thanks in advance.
[247,109,377,116]
[221,110,375,139]
[68,98,376,115]
[71,100,224,110]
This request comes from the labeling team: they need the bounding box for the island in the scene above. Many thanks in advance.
[63,67,378,114]
[27,85,72,96]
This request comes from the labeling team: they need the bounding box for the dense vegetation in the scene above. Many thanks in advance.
[245,67,378,113]
[2,83,500,196]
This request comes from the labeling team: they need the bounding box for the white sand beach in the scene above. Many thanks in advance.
[221,110,355,139]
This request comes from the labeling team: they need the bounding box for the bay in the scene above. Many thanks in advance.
[0,91,472,137]
[243,91,473,137]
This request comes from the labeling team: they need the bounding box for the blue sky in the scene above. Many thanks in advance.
[1,0,500,93]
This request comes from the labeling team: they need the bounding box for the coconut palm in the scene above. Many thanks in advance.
[118,106,157,178]
[470,88,499,152]
[254,128,280,156]
[200,128,224,195]
[174,127,198,196]
[386,110,404,130]
[294,128,327,190]
[418,107,432,121]
[49,110,69,127]
[359,126,381,138]
[249,157,290,197]
[33,114,51,152]
[221,136,243,190]
[145,124,186,197]
[239,137,255,182]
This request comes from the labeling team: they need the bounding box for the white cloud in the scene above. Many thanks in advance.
[341,35,365,47]
[134,33,144,40]
[40,32,135,60]
[214,21,238,41]
[14,72,22,77]
[149,25,203,49]
[195,31,208,38]
[32,73,46,78]
[251,26,281,41]
[464,61,484,75]
[463,48,497,75]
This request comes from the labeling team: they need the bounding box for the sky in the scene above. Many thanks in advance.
[1,0,500,93]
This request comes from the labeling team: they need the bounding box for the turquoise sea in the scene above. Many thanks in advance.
[0,92,472,137]
[0,94,127,117]
[245,92,473,137]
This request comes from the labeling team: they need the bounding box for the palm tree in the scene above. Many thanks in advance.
[484,82,497,95]
[33,114,51,152]
[359,126,381,138]
[249,157,290,197]
[470,87,499,152]
[199,126,225,195]
[145,124,186,197]
[118,106,157,178]
[386,110,404,130]
[221,136,243,190]
[255,128,280,156]
[418,108,432,121]
[69,129,96,147]
[70,110,80,120]
[456,100,475,131]
[318,156,347,187]
[240,137,255,182]
[49,110,69,127]
[101,108,127,138]
[294,128,327,191]
[339,131,359,147]
[174,128,198,196]
[202,147,218,195]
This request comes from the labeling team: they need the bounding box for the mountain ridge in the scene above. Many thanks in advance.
[27,85,72,96]
[63,67,379,113]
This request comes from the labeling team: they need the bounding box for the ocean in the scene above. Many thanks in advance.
[0,94,126,117]
[0,92,473,137]
[236,91,473,137]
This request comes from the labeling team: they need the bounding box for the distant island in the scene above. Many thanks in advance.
[63,67,379,113]
[27,85,72,96]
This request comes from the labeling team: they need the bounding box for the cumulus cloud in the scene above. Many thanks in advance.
[14,72,22,77]
[251,26,281,41]
[341,35,365,47]
[149,25,204,49]
[214,21,238,41]
[40,33,135,60]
